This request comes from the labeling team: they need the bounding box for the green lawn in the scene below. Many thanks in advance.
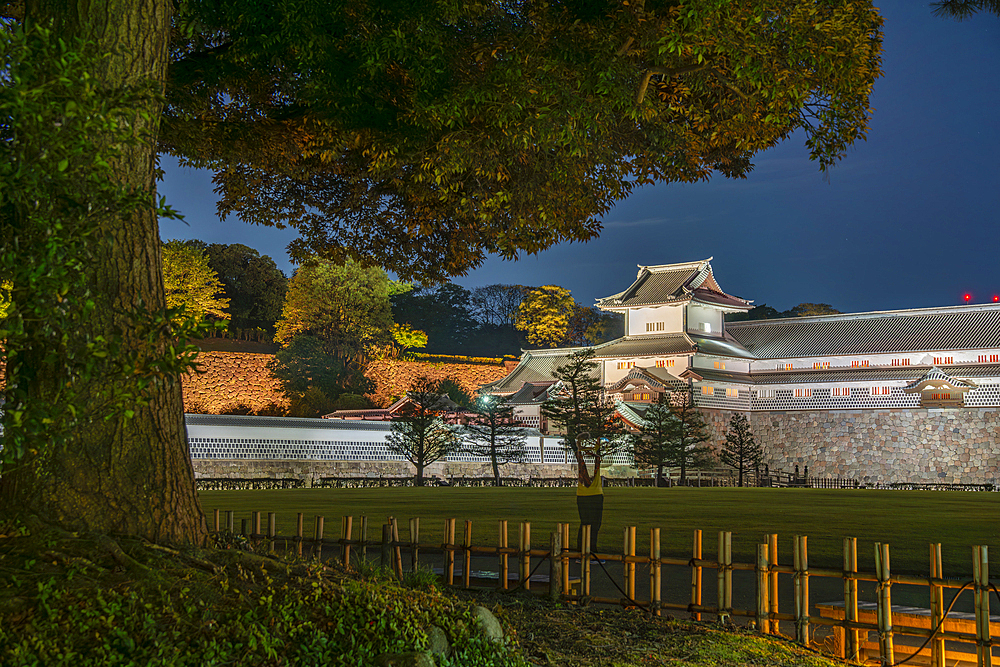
[199,486,1000,577]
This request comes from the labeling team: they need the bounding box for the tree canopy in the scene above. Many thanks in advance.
[202,243,288,334]
[516,285,576,348]
[162,240,230,323]
[160,0,883,281]
[274,257,399,358]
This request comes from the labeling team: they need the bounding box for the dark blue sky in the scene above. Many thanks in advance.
[159,1,1000,315]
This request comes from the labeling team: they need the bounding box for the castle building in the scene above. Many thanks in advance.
[485,259,1000,484]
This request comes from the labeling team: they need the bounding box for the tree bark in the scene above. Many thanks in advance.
[0,0,207,544]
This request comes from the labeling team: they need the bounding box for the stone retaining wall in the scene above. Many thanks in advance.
[697,407,1000,485]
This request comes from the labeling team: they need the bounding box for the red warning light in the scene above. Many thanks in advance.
[965,294,972,302]
[994,296,999,303]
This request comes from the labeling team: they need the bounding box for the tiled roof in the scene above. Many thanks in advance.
[609,366,686,392]
[904,367,976,392]
[504,381,555,405]
[591,333,697,358]
[185,413,392,431]
[684,364,1000,386]
[727,304,1000,359]
[596,259,751,310]
[691,335,756,359]
[615,401,648,428]
[482,348,596,393]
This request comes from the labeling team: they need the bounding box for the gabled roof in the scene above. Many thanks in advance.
[904,367,977,393]
[609,366,687,392]
[615,401,648,430]
[503,381,556,405]
[591,333,697,358]
[481,346,596,393]
[727,304,1000,359]
[596,258,751,311]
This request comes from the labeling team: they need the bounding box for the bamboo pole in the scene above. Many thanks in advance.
[226,510,234,534]
[930,543,945,667]
[583,525,592,597]
[691,529,703,621]
[410,518,420,573]
[267,512,276,553]
[240,518,247,536]
[445,518,456,586]
[213,508,220,533]
[381,523,391,570]
[793,535,809,645]
[844,537,860,662]
[342,516,353,568]
[253,511,261,540]
[757,544,770,633]
[360,515,368,561]
[520,522,531,591]
[717,531,732,623]
[498,519,508,590]
[296,513,304,558]
[875,542,894,666]
[973,545,992,667]
[390,516,403,580]
[650,528,661,616]
[626,526,637,602]
[314,515,324,560]
[561,523,571,594]
[464,520,472,588]
[550,531,562,601]
[768,534,779,634]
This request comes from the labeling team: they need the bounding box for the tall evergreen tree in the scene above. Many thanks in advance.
[630,393,676,486]
[659,388,715,485]
[386,377,460,487]
[720,414,763,487]
[463,395,528,486]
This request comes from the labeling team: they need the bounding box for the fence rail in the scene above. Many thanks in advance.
[210,508,1000,667]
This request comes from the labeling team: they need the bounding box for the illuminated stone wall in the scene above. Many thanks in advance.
[700,408,1000,485]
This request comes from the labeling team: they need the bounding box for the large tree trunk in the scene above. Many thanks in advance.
[0,0,207,544]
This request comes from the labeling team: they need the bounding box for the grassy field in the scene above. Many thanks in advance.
[199,486,1000,577]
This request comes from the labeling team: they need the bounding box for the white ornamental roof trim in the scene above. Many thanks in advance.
[595,258,752,311]
[608,366,686,392]
[903,367,977,394]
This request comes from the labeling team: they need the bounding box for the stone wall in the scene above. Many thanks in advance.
[180,352,511,413]
[183,352,286,414]
[696,407,1000,485]
[191,458,577,486]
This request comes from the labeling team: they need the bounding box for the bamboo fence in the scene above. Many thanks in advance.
[211,508,1000,667]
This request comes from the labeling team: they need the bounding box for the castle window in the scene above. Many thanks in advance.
[813,362,830,369]
[617,361,635,370]
[891,358,910,366]
[778,363,793,370]
[655,359,675,368]
[701,386,712,395]
[794,388,812,398]
[870,386,891,396]
[645,321,665,332]
[714,361,726,370]
[852,360,870,368]
[931,393,952,400]
[700,322,712,333]
[934,356,955,365]
[757,389,775,398]
[725,387,738,397]
[832,387,851,397]
[978,354,999,363]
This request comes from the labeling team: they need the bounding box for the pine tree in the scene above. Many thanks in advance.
[386,377,459,486]
[650,388,715,485]
[630,393,675,486]
[720,414,763,487]
[463,395,528,486]
[541,349,629,480]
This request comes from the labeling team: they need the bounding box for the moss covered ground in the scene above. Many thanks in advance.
[0,517,848,667]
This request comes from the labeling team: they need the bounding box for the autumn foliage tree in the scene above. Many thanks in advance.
[2,0,883,543]
[516,286,576,348]
[161,240,230,325]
